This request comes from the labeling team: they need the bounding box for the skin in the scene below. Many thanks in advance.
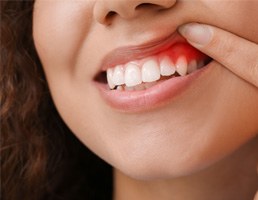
[33,0,258,199]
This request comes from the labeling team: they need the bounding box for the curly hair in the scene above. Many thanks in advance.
[0,1,113,200]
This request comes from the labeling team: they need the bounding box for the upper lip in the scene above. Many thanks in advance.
[99,30,186,73]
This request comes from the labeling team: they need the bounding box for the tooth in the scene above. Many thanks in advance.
[107,68,115,89]
[144,81,157,89]
[124,63,142,87]
[142,58,160,82]
[176,56,188,76]
[117,86,124,91]
[160,56,176,76]
[125,86,134,91]
[134,84,145,91]
[187,60,198,74]
[112,65,125,85]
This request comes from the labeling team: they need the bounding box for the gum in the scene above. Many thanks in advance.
[158,42,207,63]
[111,42,208,69]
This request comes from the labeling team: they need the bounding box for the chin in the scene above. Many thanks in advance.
[101,120,257,181]
[105,128,216,180]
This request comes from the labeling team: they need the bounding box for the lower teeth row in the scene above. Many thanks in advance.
[114,81,158,91]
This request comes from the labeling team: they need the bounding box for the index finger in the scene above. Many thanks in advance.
[179,23,258,88]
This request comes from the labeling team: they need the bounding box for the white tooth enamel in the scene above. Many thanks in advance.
[124,63,142,87]
[142,58,160,82]
[176,56,188,76]
[160,56,176,76]
[112,65,124,85]
[107,68,115,89]
[187,60,198,74]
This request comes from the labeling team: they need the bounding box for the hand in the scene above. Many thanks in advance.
[178,23,258,88]
[179,23,258,200]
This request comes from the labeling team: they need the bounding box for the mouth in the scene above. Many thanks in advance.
[94,32,212,112]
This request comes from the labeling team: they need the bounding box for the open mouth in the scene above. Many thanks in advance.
[94,33,213,111]
[95,42,212,91]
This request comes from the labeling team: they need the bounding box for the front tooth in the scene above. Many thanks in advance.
[124,63,142,87]
[107,68,115,89]
[176,56,188,76]
[112,65,124,85]
[160,56,176,76]
[142,58,160,82]
[187,60,198,74]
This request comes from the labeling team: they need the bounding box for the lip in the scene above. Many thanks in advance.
[100,32,186,72]
[93,30,212,112]
[94,60,213,113]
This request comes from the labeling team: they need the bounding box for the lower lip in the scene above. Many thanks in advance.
[94,61,213,113]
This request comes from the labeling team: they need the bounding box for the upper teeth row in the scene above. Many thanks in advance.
[107,56,204,89]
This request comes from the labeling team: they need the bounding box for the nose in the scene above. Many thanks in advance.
[93,0,177,25]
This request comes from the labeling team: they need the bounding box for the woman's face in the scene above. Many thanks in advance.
[33,0,258,179]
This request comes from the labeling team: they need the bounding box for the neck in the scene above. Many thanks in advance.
[114,136,258,200]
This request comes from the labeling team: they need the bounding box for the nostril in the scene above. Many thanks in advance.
[106,11,117,22]
[135,3,161,10]
[135,0,177,11]
[94,0,177,25]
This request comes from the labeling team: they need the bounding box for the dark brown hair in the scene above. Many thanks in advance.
[1,1,112,199]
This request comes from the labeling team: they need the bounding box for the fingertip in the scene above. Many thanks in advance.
[178,23,213,47]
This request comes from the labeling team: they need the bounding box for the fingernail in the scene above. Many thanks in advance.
[178,23,213,47]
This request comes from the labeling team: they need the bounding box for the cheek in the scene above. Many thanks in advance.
[33,1,93,77]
